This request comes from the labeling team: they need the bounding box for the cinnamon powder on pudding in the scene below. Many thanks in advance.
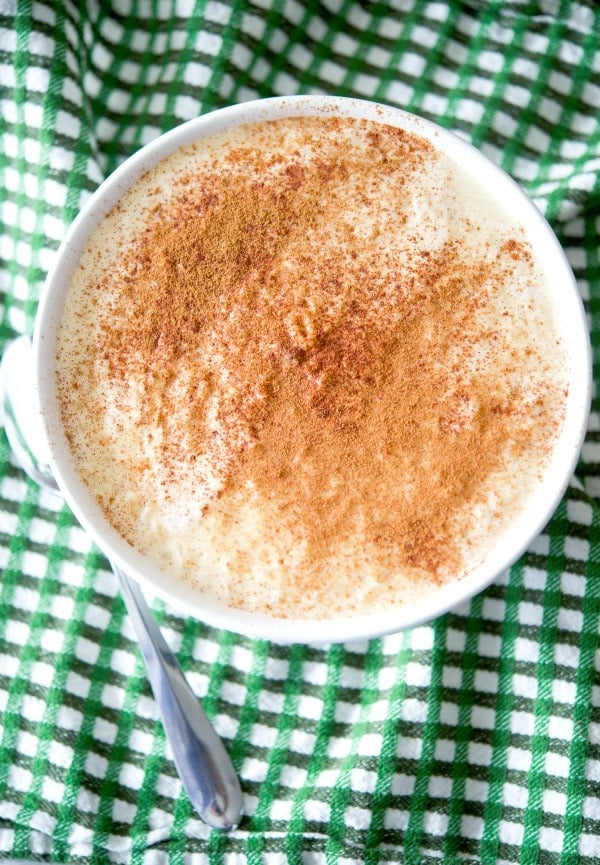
[57,116,567,618]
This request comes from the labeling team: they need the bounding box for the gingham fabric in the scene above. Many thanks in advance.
[1,2,599,863]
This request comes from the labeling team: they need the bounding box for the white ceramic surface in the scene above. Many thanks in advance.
[33,95,591,644]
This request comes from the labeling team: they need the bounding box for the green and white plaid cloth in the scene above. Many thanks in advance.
[1,1,599,862]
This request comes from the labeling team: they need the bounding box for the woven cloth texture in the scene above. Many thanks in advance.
[1,1,599,863]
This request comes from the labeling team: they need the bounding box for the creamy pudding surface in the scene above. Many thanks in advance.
[56,115,568,619]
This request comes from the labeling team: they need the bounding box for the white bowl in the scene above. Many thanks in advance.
[34,96,591,644]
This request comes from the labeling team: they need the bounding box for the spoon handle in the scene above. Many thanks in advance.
[113,564,243,830]
[2,337,242,830]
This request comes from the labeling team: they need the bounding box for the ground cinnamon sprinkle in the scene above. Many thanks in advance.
[59,115,567,617]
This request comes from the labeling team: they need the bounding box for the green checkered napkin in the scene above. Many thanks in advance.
[1,1,599,862]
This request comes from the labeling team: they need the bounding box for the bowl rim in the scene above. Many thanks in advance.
[33,94,592,644]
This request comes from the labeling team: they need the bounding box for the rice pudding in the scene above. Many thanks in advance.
[56,115,568,619]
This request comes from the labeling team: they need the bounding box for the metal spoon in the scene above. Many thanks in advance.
[0,336,243,831]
